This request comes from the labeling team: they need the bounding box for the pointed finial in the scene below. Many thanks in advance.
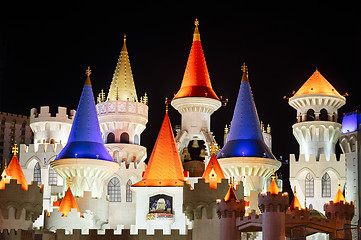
[4,159,7,169]
[271,169,276,180]
[194,18,199,27]
[193,18,201,41]
[67,178,73,188]
[85,66,92,86]
[12,142,18,156]
[165,97,171,113]
[124,33,126,43]
[86,66,91,77]
[241,62,249,82]
[338,178,341,189]
[210,141,217,155]
[294,186,297,195]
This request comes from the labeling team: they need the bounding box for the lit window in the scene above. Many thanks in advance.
[34,162,42,186]
[108,177,121,202]
[322,173,331,197]
[126,179,132,202]
[48,167,58,186]
[305,173,314,198]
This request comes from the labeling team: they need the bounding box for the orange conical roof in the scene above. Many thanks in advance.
[293,69,344,99]
[202,154,225,189]
[333,180,346,204]
[224,185,238,202]
[173,19,219,100]
[290,187,302,210]
[0,155,28,191]
[267,176,280,195]
[133,113,185,187]
[58,188,80,217]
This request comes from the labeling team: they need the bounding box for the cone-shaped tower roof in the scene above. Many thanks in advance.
[58,187,80,217]
[289,187,302,210]
[224,184,238,202]
[0,146,28,190]
[218,64,275,159]
[267,171,280,195]
[173,19,219,100]
[333,179,346,204]
[133,113,185,187]
[292,69,345,100]
[56,67,114,162]
[107,34,138,102]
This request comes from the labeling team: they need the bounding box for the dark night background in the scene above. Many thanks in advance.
[1,1,360,192]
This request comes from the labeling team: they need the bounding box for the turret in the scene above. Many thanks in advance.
[171,19,222,176]
[50,68,119,198]
[325,180,354,239]
[258,173,289,240]
[217,63,281,211]
[288,69,346,160]
[216,183,245,240]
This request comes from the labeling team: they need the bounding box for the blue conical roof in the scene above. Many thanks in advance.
[217,69,275,159]
[56,70,114,162]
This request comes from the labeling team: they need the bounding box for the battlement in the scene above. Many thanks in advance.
[0,179,43,222]
[55,228,192,240]
[44,208,93,233]
[290,153,345,163]
[324,201,355,220]
[0,229,34,239]
[96,101,148,118]
[216,198,245,218]
[20,143,64,155]
[258,192,289,213]
[0,112,29,121]
[30,106,75,123]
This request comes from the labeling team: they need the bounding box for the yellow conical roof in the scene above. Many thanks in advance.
[333,180,346,204]
[290,187,302,210]
[267,171,280,195]
[107,34,138,102]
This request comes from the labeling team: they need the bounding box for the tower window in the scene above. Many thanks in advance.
[126,179,132,202]
[305,173,314,198]
[319,109,328,121]
[306,109,315,121]
[108,177,121,202]
[107,132,115,143]
[322,173,331,197]
[34,162,42,186]
[48,167,58,186]
[120,132,129,143]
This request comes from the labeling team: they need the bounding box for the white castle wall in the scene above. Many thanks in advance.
[289,153,346,212]
[44,208,93,234]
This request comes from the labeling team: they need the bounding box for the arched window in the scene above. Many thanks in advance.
[320,109,328,121]
[305,173,314,197]
[108,177,121,202]
[120,132,129,143]
[107,133,115,143]
[48,167,58,186]
[134,135,139,145]
[34,162,42,186]
[306,109,315,121]
[126,179,132,202]
[322,173,331,197]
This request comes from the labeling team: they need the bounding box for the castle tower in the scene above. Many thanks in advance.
[50,68,119,198]
[132,112,188,234]
[171,19,222,175]
[289,69,346,213]
[288,69,346,160]
[217,64,281,211]
[339,110,361,224]
[30,106,75,150]
[0,147,43,231]
[325,180,355,239]
[216,184,245,240]
[258,174,289,240]
[97,34,148,165]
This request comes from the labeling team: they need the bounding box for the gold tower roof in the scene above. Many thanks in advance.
[107,34,138,102]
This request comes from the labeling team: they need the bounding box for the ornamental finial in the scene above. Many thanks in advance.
[210,141,217,155]
[194,18,199,27]
[86,66,91,77]
[12,142,18,156]
[124,33,126,43]
[67,178,73,188]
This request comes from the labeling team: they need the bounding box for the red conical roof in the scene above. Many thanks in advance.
[58,188,80,217]
[202,154,225,189]
[0,155,28,191]
[173,20,219,100]
[224,185,238,202]
[133,113,185,187]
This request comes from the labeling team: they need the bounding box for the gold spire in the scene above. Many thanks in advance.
[210,141,217,155]
[107,34,138,102]
[85,66,92,86]
[193,18,201,42]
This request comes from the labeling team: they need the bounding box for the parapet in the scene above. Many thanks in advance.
[96,101,148,119]
[216,198,246,219]
[258,192,289,213]
[324,200,355,221]
[0,229,35,240]
[30,106,75,123]
[55,228,192,240]
[290,154,345,163]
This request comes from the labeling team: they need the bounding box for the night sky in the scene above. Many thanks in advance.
[1,2,360,184]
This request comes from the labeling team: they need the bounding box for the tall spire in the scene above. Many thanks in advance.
[133,113,185,187]
[218,64,275,159]
[107,33,138,102]
[173,19,219,100]
[56,68,113,162]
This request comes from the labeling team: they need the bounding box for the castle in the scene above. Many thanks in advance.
[0,19,359,240]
